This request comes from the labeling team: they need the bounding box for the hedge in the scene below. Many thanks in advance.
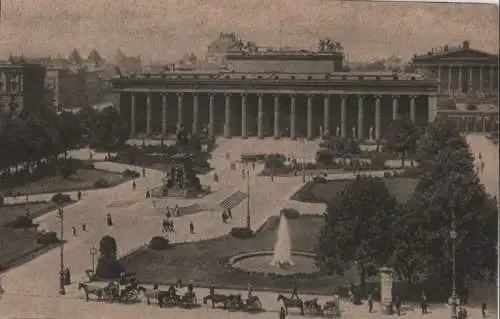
[9,215,37,229]
[122,169,140,178]
[230,227,254,239]
[93,178,109,188]
[36,231,59,245]
[148,236,170,250]
[51,193,71,204]
[281,208,300,219]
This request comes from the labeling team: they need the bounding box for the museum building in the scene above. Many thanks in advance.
[109,39,440,140]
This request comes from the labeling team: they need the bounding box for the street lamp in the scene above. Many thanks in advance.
[58,205,66,295]
[299,137,306,183]
[90,246,98,273]
[450,216,458,319]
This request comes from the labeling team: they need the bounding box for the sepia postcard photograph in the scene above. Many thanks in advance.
[0,0,498,318]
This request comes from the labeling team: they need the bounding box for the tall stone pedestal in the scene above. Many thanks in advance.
[379,267,394,315]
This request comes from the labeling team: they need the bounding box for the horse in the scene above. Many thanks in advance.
[79,282,105,302]
[304,298,324,316]
[203,293,235,309]
[277,293,304,315]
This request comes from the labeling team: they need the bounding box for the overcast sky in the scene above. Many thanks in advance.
[0,0,498,62]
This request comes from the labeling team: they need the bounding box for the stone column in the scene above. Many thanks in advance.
[241,93,247,138]
[448,65,452,94]
[273,94,280,138]
[490,67,495,94]
[468,66,473,92]
[428,95,438,123]
[323,95,330,134]
[392,95,399,120]
[224,93,231,138]
[458,65,463,94]
[192,94,199,134]
[130,93,136,137]
[161,93,167,137]
[410,95,416,122]
[177,93,183,127]
[340,95,347,137]
[357,95,364,140]
[208,94,215,137]
[479,65,484,91]
[375,95,381,141]
[307,94,313,140]
[258,94,264,139]
[290,94,297,139]
[146,93,152,135]
[437,66,442,94]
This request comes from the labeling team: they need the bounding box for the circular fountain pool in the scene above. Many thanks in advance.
[229,250,318,276]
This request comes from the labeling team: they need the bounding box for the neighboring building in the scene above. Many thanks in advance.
[412,40,499,100]
[115,50,142,76]
[0,57,46,129]
[437,103,498,134]
[110,38,439,140]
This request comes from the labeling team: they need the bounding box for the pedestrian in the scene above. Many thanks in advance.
[279,306,287,319]
[142,167,146,178]
[106,213,113,226]
[81,223,87,232]
[166,207,171,219]
[72,226,77,236]
[252,162,255,170]
[367,293,373,313]
[481,301,487,318]
[132,180,136,191]
[189,221,194,234]
[290,284,299,300]
[227,208,232,219]
[420,290,427,314]
[89,151,93,160]
[174,205,179,216]
[77,190,82,201]
[394,295,401,316]
[146,190,150,198]
[222,211,228,223]
[242,168,246,179]
[162,219,168,233]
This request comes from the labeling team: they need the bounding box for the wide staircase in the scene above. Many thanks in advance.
[219,191,248,211]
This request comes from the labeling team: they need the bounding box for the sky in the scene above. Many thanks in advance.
[0,0,498,63]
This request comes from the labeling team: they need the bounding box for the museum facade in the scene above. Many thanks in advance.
[110,40,440,140]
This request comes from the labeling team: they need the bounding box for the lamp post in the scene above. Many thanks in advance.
[300,137,306,183]
[450,216,458,319]
[90,246,98,273]
[58,205,66,295]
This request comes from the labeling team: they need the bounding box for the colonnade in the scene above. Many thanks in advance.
[129,92,436,140]
[436,64,498,94]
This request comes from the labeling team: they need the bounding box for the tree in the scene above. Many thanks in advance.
[315,176,400,289]
[402,120,497,290]
[91,106,128,150]
[58,111,83,157]
[384,117,419,167]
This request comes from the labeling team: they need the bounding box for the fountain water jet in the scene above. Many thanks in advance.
[270,213,294,267]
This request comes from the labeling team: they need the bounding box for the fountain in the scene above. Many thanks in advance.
[270,213,294,267]
[228,213,317,276]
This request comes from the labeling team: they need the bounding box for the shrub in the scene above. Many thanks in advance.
[93,178,109,188]
[313,175,328,183]
[51,193,71,204]
[122,169,140,178]
[148,236,170,250]
[264,154,286,170]
[36,231,59,245]
[230,227,254,239]
[383,171,393,178]
[315,150,333,166]
[281,208,300,219]
[10,215,36,228]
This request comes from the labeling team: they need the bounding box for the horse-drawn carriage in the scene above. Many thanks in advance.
[277,294,342,318]
[143,284,198,309]
[203,292,263,312]
[78,281,145,303]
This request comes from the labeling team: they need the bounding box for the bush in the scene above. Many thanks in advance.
[313,175,328,183]
[36,231,59,245]
[281,208,300,219]
[148,236,170,250]
[264,154,286,170]
[93,178,109,188]
[315,150,333,166]
[10,215,36,228]
[230,227,254,239]
[122,169,140,178]
[383,171,393,178]
[51,193,71,204]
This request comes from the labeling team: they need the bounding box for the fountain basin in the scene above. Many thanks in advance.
[229,250,318,276]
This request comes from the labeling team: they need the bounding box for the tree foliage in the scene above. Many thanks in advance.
[315,176,400,287]
[384,117,419,167]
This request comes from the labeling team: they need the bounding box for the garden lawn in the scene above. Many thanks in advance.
[6,169,128,196]
[120,215,358,294]
[291,178,419,204]
[0,202,61,227]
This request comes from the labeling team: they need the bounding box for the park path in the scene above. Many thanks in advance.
[0,138,496,319]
